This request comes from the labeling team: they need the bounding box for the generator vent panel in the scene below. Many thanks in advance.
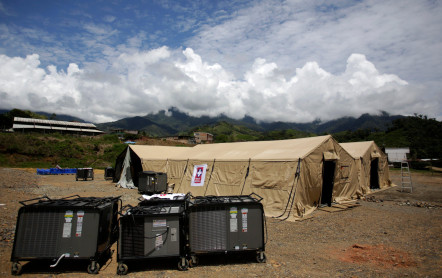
[14,209,61,257]
[121,218,145,257]
[189,208,226,252]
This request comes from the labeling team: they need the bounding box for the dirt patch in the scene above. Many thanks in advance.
[333,244,416,268]
[0,168,441,277]
[0,168,39,189]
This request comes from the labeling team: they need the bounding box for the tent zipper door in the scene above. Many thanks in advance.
[320,161,336,207]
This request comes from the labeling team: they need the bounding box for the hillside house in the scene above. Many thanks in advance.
[194,132,214,144]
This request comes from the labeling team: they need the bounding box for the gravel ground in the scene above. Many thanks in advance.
[0,167,441,277]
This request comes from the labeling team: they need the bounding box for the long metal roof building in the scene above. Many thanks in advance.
[12,117,103,136]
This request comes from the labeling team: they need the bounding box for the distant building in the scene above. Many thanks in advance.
[194,132,214,144]
[109,128,139,135]
[12,117,103,136]
[385,147,410,162]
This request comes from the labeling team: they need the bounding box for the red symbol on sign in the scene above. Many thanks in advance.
[194,167,203,183]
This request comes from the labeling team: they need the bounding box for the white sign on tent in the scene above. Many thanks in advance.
[191,164,207,186]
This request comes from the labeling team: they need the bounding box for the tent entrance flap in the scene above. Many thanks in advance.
[321,161,336,207]
[117,147,135,189]
[370,158,380,189]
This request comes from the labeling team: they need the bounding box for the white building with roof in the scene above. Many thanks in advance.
[385,148,410,162]
[12,117,103,136]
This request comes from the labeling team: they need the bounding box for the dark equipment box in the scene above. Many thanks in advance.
[76,168,94,181]
[104,167,115,180]
[117,199,189,275]
[138,171,167,195]
[10,195,121,275]
[187,193,266,266]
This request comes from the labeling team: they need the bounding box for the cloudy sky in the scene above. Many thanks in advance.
[0,0,441,123]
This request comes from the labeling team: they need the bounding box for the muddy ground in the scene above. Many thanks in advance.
[0,168,441,277]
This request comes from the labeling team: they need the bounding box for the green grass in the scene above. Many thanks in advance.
[0,133,126,169]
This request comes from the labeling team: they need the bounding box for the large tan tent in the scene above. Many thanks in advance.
[115,136,363,219]
[176,135,360,218]
[340,141,392,195]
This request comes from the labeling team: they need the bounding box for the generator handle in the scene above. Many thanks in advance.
[19,195,51,206]
[60,194,81,200]
[110,195,122,202]
[249,192,263,202]
[118,204,134,216]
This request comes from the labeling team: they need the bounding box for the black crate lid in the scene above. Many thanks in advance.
[190,194,262,205]
[125,204,184,216]
[19,195,120,208]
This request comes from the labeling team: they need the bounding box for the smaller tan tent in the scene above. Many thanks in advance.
[340,141,392,195]
[114,145,193,188]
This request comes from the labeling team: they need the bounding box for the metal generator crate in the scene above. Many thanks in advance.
[104,167,115,180]
[76,168,94,181]
[187,193,266,265]
[10,195,120,275]
[117,199,189,275]
[138,171,167,195]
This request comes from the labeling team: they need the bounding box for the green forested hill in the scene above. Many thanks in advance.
[192,115,441,161]
[190,121,315,142]
[333,114,442,161]
[0,133,127,168]
[1,109,440,166]
[95,108,404,136]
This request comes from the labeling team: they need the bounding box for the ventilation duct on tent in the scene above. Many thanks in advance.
[371,151,381,159]
[323,151,339,161]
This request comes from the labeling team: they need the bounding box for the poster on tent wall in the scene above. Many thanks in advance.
[191,164,207,186]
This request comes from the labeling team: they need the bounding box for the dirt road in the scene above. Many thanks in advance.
[0,168,440,277]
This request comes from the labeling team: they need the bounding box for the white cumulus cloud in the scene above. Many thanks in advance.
[0,48,430,124]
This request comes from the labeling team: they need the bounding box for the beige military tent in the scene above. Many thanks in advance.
[340,141,392,195]
[173,135,360,219]
[114,135,361,219]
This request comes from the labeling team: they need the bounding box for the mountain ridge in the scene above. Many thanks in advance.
[0,107,406,136]
[95,108,405,136]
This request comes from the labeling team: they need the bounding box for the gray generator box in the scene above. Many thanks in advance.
[138,171,167,194]
[10,195,120,275]
[117,200,189,275]
[104,167,114,180]
[187,194,266,265]
[76,168,94,181]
